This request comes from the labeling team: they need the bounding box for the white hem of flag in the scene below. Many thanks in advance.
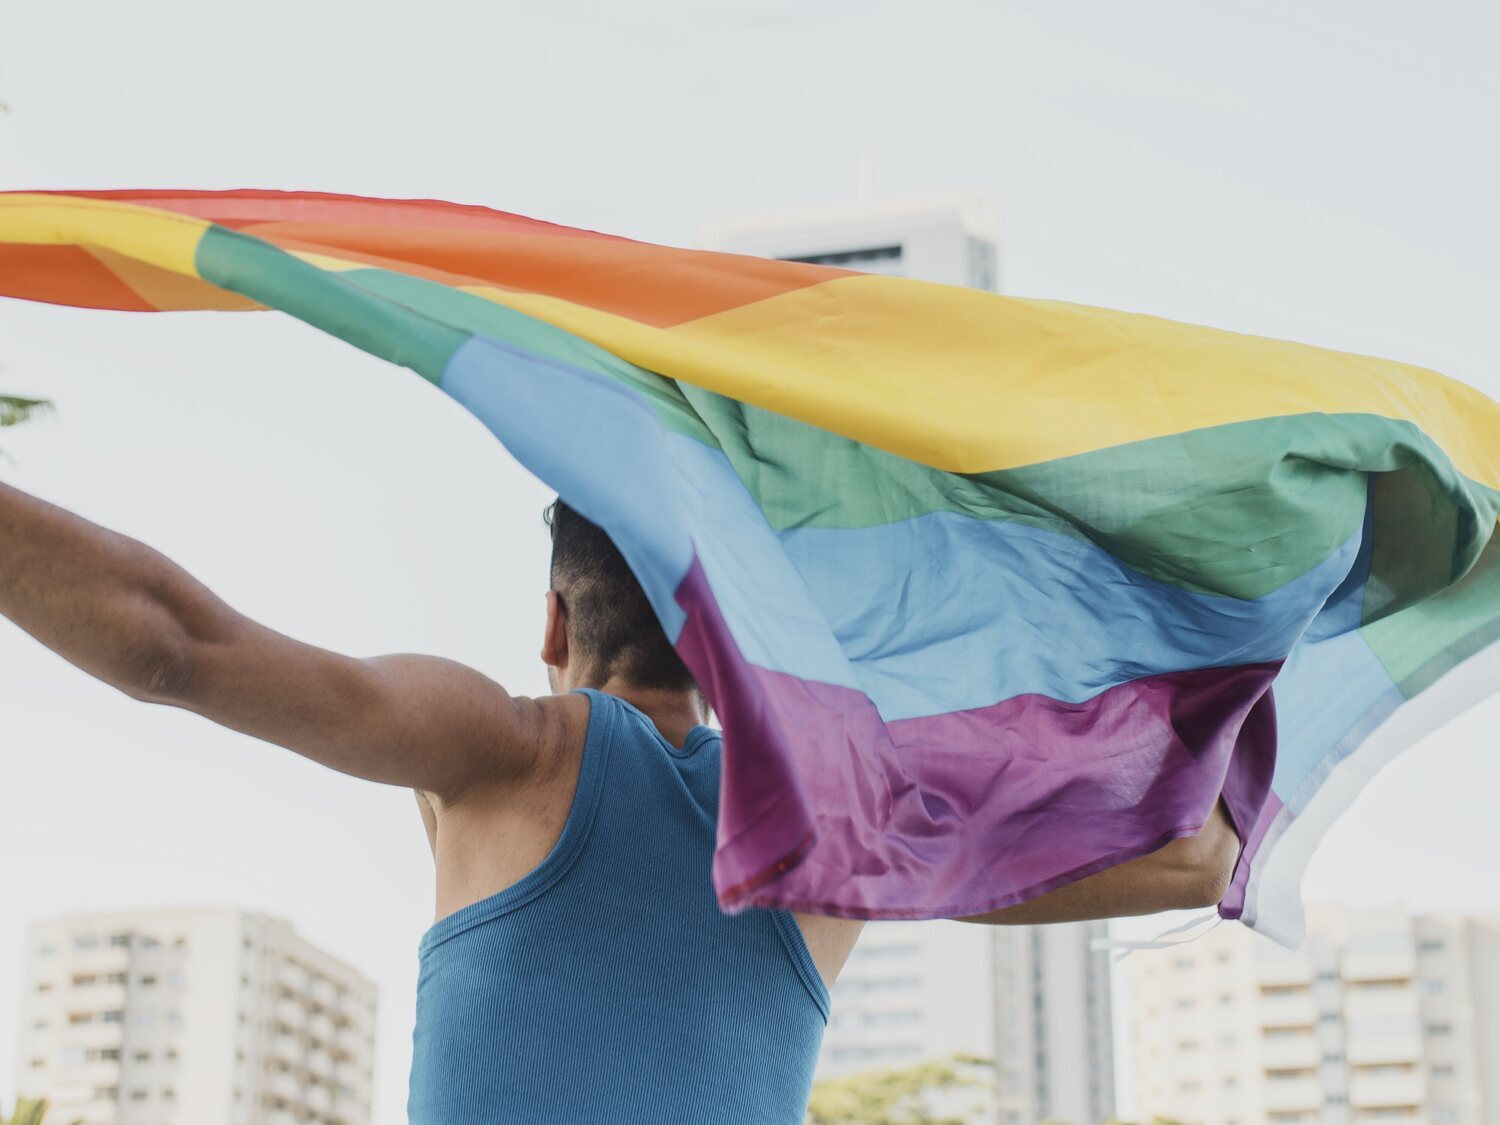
[1241,638,1500,948]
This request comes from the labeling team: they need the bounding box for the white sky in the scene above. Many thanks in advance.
[1,2,1498,1120]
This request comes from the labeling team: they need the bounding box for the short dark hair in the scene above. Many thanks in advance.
[545,499,696,692]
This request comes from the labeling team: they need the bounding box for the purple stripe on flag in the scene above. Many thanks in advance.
[674,557,1282,919]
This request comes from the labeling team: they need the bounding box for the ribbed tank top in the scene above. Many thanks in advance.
[407,688,829,1124]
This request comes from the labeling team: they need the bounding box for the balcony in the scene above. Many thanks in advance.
[1342,947,1415,983]
[67,1022,125,1050]
[1259,991,1319,1029]
[1260,1034,1321,1069]
[309,977,339,1007]
[273,998,305,1030]
[269,1033,304,1068]
[306,1048,335,1080]
[1261,1075,1326,1112]
[79,985,128,1011]
[1345,1027,1423,1066]
[277,962,309,994]
[1344,986,1420,1025]
[68,947,130,975]
[1256,951,1316,988]
[265,1068,302,1100]
[308,1012,338,1045]
[305,1082,334,1113]
[1349,1069,1425,1109]
[335,1025,371,1060]
[332,1087,364,1121]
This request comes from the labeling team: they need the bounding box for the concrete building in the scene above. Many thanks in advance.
[1129,906,1500,1125]
[697,192,999,291]
[820,920,1116,1124]
[703,196,1112,1125]
[14,909,377,1125]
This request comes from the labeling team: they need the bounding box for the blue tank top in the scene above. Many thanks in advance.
[408,689,829,1124]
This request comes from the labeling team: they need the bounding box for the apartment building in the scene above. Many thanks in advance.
[818,919,1116,1123]
[14,908,377,1125]
[697,191,999,292]
[1129,905,1500,1125]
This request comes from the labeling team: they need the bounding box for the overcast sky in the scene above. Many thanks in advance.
[2,2,1498,1119]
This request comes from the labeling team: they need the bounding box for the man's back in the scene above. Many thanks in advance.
[408,689,829,1124]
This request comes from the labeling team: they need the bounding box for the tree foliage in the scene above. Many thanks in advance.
[0,394,50,457]
[5,1099,81,1125]
[0,395,49,429]
[806,1054,994,1125]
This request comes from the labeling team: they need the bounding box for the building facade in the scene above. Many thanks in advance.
[703,196,1113,1125]
[819,920,1116,1124]
[14,909,377,1125]
[1129,906,1500,1125]
[697,192,1000,292]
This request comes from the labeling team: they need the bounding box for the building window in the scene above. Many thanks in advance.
[1419,940,1446,954]
[108,934,131,948]
[138,975,157,987]
[129,1089,148,1102]
[101,1010,124,1023]
[1424,980,1446,996]
[133,1050,151,1063]
[785,245,902,270]
[1427,1023,1453,1037]
[73,935,99,951]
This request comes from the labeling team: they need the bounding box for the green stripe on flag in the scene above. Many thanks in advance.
[195,228,469,384]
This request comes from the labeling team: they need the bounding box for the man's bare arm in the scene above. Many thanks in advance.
[953,799,1241,925]
[0,481,533,802]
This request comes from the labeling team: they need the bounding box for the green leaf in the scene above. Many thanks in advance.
[0,395,50,429]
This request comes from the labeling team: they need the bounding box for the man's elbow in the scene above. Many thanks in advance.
[118,631,198,706]
[1159,804,1242,910]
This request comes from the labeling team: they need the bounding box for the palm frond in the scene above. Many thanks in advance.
[0,395,51,429]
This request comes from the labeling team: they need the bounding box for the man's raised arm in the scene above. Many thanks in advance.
[954,800,1242,925]
[0,480,534,803]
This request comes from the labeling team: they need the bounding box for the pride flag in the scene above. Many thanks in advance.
[3,189,1497,946]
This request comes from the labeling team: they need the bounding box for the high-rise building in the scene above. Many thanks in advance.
[14,908,377,1125]
[1128,906,1500,1125]
[697,192,999,291]
[819,919,1116,1123]
[702,197,1115,1125]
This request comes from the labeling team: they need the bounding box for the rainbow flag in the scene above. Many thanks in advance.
[3,189,1497,946]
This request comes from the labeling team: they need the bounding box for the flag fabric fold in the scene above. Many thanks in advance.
[3,188,1497,946]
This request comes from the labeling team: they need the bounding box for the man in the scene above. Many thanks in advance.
[0,482,1239,1122]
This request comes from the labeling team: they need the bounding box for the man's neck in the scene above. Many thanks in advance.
[588,677,706,749]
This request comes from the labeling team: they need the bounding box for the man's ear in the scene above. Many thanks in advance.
[541,589,569,671]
